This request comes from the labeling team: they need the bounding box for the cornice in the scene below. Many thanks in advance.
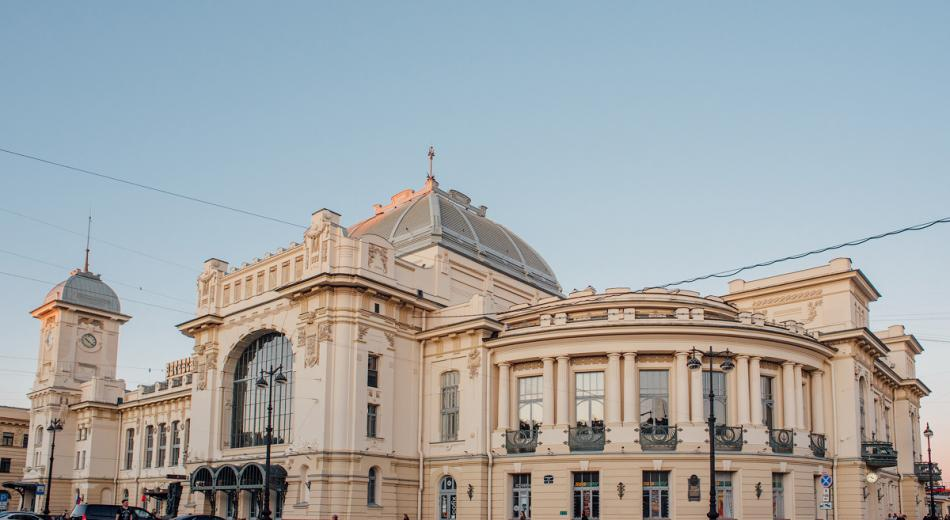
[722,269,881,304]
[416,317,503,341]
[818,328,889,357]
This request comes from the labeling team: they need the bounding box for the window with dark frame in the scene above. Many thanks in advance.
[440,371,460,441]
[367,404,379,438]
[157,423,167,467]
[0,458,10,473]
[144,425,154,468]
[368,354,379,388]
[170,421,181,466]
[124,428,134,470]
[367,467,379,506]
[1,432,13,446]
[230,333,294,448]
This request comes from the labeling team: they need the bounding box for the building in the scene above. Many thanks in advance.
[0,406,29,511]
[6,176,938,519]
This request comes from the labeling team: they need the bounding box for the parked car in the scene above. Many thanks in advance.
[0,513,52,520]
[171,516,225,520]
[68,505,156,520]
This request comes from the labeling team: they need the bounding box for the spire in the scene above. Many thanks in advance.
[423,145,438,192]
[83,212,92,273]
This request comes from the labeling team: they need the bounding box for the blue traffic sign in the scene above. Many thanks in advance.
[820,474,833,488]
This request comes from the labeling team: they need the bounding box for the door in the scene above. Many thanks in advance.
[438,476,457,520]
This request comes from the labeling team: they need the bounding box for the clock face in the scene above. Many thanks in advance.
[80,333,97,350]
[866,472,879,483]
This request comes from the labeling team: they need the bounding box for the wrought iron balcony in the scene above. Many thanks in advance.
[809,433,827,458]
[504,428,539,454]
[769,428,794,454]
[638,423,678,451]
[862,441,898,469]
[713,425,743,451]
[915,462,942,482]
[568,423,606,452]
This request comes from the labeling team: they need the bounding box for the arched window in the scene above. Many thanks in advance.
[438,476,457,520]
[858,377,868,441]
[230,332,294,448]
[367,467,379,506]
[35,426,43,447]
[440,371,459,441]
[144,425,154,468]
[157,423,167,467]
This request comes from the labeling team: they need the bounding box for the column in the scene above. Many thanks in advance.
[556,356,570,426]
[674,352,690,424]
[623,353,637,425]
[497,362,510,430]
[782,362,796,429]
[690,353,704,422]
[794,364,805,429]
[811,370,825,434]
[736,355,751,425]
[749,357,762,425]
[542,357,555,427]
[606,353,622,424]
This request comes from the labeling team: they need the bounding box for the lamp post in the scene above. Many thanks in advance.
[688,346,735,520]
[924,423,936,520]
[255,365,287,520]
[42,418,63,516]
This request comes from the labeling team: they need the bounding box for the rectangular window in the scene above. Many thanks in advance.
[367,404,379,438]
[642,471,670,519]
[761,376,775,430]
[772,473,785,519]
[171,421,181,466]
[0,458,9,473]
[511,473,531,519]
[256,271,265,294]
[144,425,154,468]
[124,428,134,470]
[269,267,277,289]
[575,372,605,426]
[716,472,735,519]
[368,354,379,388]
[518,376,543,429]
[223,284,230,305]
[1,433,12,446]
[440,371,460,441]
[703,372,728,426]
[157,424,167,467]
[245,276,253,299]
[884,406,891,442]
[184,419,190,459]
[294,256,303,279]
[22,433,28,448]
[572,472,599,520]
[639,370,670,426]
[233,281,241,302]
[281,262,290,284]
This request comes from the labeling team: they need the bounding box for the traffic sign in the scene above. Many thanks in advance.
[36,485,45,496]
[822,488,831,501]
[820,474,833,488]
[819,502,833,510]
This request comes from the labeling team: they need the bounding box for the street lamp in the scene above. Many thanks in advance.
[924,423,936,520]
[42,418,63,516]
[688,346,735,520]
[255,365,287,520]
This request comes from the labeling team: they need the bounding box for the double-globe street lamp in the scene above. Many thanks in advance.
[255,365,287,520]
[42,418,64,516]
[688,346,736,520]
[924,423,936,520]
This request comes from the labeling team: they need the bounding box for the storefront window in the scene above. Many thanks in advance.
[772,473,785,519]
[511,473,531,519]
[572,472,599,520]
[642,471,669,519]
[716,472,734,519]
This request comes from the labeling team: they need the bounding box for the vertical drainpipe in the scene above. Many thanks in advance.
[486,347,493,520]
[830,361,840,519]
[416,311,427,520]
[113,409,122,504]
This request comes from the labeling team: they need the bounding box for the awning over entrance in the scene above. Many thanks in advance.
[190,463,287,493]
[2,482,38,494]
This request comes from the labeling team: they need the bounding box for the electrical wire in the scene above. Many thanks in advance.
[0,148,306,229]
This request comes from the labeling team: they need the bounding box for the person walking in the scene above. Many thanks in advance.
[114,499,133,520]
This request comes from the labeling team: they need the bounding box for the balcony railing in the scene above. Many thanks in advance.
[568,423,606,452]
[862,441,898,469]
[639,423,678,451]
[809,433,827,458]
[713,425,743,451]
[915,462,942,483]
[769,429,794,454]
[504,428,539,454]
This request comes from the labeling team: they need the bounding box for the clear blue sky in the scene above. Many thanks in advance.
[2,2,949,463]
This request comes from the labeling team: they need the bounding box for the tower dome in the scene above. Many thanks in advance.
[44,269,121,314]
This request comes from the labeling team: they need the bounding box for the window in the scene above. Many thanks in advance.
[716,472,735,519]
[368,354,379,388]
[22,433,28,448]
[1,433,12,446]
[171,421,181,466]
[575,372,604,426]
[124,429,134,470]
[367,467,379,506]
[884,405,891,442]
[269,267,277,289]
[367,404,379,438]
[373,302,381,314]
[518,376,543,430]
[184,419,190,459]
[440,371,460,441]
[230,332,294,448]
[0,458,10,473]
[511,474,531,519]
[859,377,868,441]
[772,473,785,519]
[639,370,670,426]
[642,471,669,519]
[438,476,457,520]
[573,472,599,520]
[157,423,167,467]
[761,376,775,430]
[223,285,230,305]
[75,451,80,469]
[703,372,727,426]
[144,425,154,468]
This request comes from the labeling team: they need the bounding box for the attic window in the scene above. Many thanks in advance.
[373,303,381,314]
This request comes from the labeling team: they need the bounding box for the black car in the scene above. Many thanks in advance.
[0,513,52,520]
[69,505,155,520]
[171,516,225,520]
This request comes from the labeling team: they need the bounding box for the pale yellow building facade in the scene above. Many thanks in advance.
[7,177,937,520]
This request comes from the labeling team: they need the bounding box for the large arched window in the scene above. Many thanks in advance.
[230,332,294,448]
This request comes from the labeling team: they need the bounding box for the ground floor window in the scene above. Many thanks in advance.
[439,476,457,520]
[511,473,531,519]
[226,492,238,520]
[572,472,599,520]
[642,471,669,519]
[716,472,735,519]
[772,473,785,519]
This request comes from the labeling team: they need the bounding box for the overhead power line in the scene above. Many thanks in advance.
[655,216,950,288]
[0,147,306,229]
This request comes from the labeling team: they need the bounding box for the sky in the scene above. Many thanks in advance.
[1,2,949,466]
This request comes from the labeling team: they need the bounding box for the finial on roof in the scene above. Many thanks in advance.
[427,145,436,181]
[83,211,92,273]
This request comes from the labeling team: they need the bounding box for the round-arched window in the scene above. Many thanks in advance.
[230,332,293,448]
[439,476,457,520]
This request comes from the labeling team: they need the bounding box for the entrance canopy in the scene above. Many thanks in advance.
[190,463,287,493]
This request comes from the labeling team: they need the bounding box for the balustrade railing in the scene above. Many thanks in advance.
[862,441,898,469]
[568,424,606,452]
[714,425,744,451]
[638,423,678,451]
[504,429,539,454]
[915,462,942,482]
[809,433,827,458]
[769,428,794,454]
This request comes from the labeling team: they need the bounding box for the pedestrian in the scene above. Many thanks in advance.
[403,515,410,520]
[519,511,527,520]
[115,499,133,520]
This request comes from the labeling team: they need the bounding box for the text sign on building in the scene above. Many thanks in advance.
[544,475,554,485]
[688,475,701,501]
[35,485,45,496]
[819,502,833,510]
